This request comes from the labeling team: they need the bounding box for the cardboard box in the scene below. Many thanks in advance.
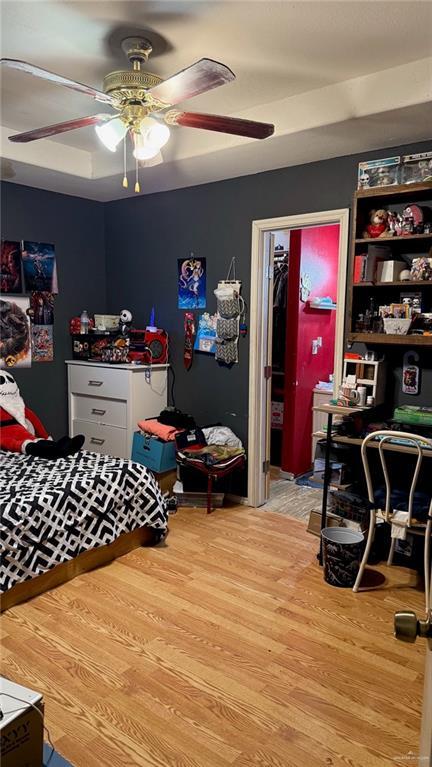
[1,677,44,767]
[132,432,176,472]
[154,469,177,495]
[307,510,343,537]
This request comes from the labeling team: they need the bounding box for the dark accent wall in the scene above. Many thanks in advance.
[1,182,106,436]
[105,140,432,447]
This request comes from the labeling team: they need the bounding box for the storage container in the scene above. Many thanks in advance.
[132,431,176,472]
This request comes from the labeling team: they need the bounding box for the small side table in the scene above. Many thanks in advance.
[312,403,365,565]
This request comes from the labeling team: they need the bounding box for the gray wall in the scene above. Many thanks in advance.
[2,139,431,445]
[105,139,432,447]
[1,182,106,436]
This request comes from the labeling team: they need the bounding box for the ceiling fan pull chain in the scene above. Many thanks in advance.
[135,153,140,194]
[122,134,128,189]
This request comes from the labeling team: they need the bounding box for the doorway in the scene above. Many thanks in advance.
[248,209,349,508]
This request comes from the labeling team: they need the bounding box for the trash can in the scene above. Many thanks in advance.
[321,527,364,588]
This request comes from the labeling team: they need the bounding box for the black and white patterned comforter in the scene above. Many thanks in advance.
[0,450,168,593]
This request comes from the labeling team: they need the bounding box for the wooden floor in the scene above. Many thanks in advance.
[1,506,426,767]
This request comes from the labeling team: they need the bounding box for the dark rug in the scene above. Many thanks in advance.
[295,471,322,489]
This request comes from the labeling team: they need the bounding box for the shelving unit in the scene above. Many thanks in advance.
[348,332,432,346]
[347,181,432,348]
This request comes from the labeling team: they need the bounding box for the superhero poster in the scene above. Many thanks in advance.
[22,241,58,293]
[32,325,54,363]
[0,296,31,368]
[178,257,206,309]
[0,241,22,294]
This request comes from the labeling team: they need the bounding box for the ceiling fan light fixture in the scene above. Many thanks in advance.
[145,120,170,149]
[95,117,127,152]
[133,132,161,161]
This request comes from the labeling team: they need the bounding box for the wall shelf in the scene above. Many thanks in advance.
[348,332,432,346]
[355,234,432,244]
[307,300,337,310]
[355,181,432,199]
[353,280,432,288]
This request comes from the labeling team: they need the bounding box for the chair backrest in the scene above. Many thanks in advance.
[360,430,432,526]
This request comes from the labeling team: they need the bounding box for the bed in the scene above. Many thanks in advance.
[0,450,168,611]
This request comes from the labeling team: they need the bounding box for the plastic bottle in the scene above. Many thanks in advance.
[80,310,89,334]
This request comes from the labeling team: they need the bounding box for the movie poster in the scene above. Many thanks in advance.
[30,292,54,325]
[32,325,54,362]
[0,241,22,294]
[22,241,58,293]
[0,296,32,368]
[178,257,206,309]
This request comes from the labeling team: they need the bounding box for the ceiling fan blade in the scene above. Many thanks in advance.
[147,58,235,107]
[8,114,113,143]
[1,59,114,104]
[168,111,274,139]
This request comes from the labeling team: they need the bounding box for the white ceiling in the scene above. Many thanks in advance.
[1,0,432,200]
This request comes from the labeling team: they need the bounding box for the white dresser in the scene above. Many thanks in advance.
[67,361,168,459]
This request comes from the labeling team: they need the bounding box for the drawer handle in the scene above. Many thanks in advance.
[88,380,103,387]
[91,408,106,415]
[90,437,105,445]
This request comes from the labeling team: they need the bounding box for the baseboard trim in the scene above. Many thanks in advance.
[279,471,295,481]
[226,493,250,507]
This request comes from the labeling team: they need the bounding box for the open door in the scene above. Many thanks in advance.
[394,521,432,765]
[249,231,274,507]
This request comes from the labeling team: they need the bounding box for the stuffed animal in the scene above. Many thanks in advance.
[363,209,389,239]
[0,371,84,457]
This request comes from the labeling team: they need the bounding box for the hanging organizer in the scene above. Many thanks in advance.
[214,258,245,365]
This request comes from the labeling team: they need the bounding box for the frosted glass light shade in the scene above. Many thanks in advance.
[133,132,161,160]
[146,121,170,149]
[95,117,127,152]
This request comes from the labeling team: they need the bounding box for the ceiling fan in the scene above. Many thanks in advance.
[1,37,274,192]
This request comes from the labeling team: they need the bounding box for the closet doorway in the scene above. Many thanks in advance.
[248,209,350,508]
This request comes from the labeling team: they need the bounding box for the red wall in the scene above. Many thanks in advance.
[281,224,340,476]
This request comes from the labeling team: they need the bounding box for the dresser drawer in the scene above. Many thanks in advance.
[72,394,127,428]
[73,419,128,458]
[69,365,128,400]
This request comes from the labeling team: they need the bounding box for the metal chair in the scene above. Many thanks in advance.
[353,430,432,602]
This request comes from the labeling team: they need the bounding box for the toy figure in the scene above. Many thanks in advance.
[358,172,370,189]
[376,167,395,186]
[119,308,133,336]
[418,160,432,182]
[387,211,398,236]
[0,371,84,457]
[363,209,389,238]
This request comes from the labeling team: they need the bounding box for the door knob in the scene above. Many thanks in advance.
[394,610,432,643]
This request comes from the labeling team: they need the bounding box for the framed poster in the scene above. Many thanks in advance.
[178,257,206,309]
[0,296,31,368]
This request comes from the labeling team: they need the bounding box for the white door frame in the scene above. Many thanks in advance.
[247,208,350,508]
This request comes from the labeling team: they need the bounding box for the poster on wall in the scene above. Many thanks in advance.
[22,241,58,293]
[0,241,22,294]
[0,296,32,368]
[194,312,217,354]
[30,292,54,325]
[32,325,54,362]
[178,256,206,309]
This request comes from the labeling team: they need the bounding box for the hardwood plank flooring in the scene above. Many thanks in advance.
[0,506,426,767]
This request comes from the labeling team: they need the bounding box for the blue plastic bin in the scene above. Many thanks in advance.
[131,431,176,472]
